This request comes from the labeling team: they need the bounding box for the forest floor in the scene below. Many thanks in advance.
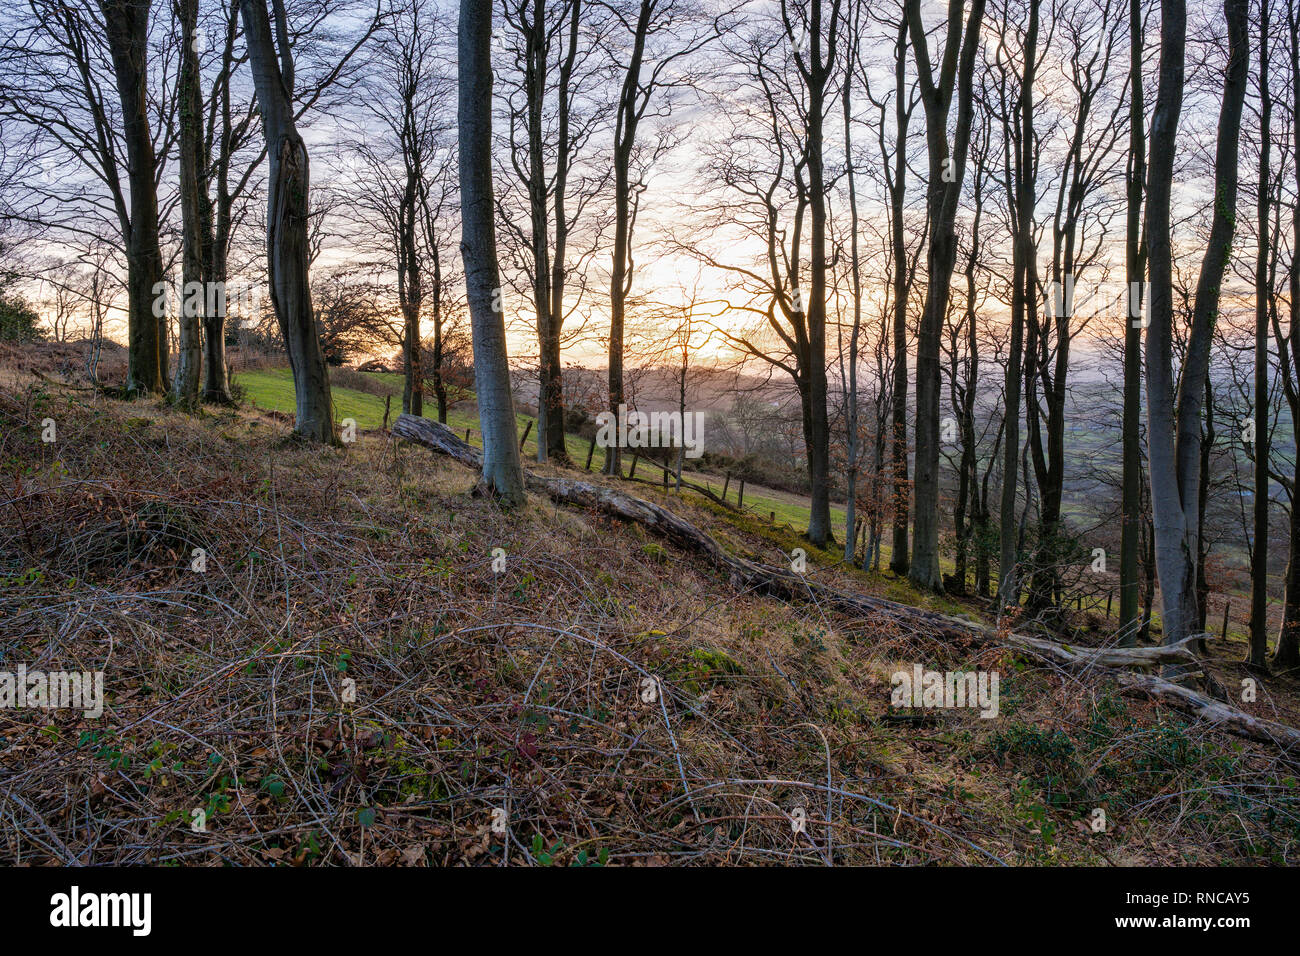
[2,355,1300,865]
[234,364,1278,646]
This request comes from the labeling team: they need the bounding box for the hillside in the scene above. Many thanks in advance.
[237,366,848,531]
[2,369,1299,865]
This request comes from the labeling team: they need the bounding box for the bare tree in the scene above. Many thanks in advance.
[1120,0,1148,644]
[1025,0,1126,616]
[459,0,526,503]
[499,0,609,463]
[344,0,452,417]
[883,11,917,576]
[988,0,1040,610]
[1248,0,1273,667]
[905,0,986,590]
[688,0,842,548]
[1144,0,1248,648]
[172,0,203,408]
[0,0,172,392]
[602,0,717,478]
[1270,0,1300,668]
[840,0,863,562]
[238,0,338,442]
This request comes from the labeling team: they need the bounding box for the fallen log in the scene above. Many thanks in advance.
[1117,672,1300,751]
[393,414,1295,754]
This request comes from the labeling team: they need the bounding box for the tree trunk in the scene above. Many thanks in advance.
[202,242,232,403]
[522,0,555,461]
[803,3,833,550]
[431,244,448,423]
[842,23,862,565]
[1120,0,1147,644]
[401,157,423,417]
[998,0,1038,612]
[238,0,336,443]
[1275,3,1300,670]
[459,0,526,504]
[906,0,986,591]
[1279,488,1300,667]
[888,17,911,576]
[1145,0,1246,648]
[172,0,204,410]
[100,0,165,396]
[1249,0,1273,668]
[606,2,654,478]
[204,15,237,407]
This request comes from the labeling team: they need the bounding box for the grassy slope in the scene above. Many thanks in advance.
[2,373,1299,865]
[217,369,1277,650]
[238,367,846,533]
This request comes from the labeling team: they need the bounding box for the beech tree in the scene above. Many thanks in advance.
[987,0,1040,610]
[344,0,451,418]
[459,0,527,503]
[1025,0,1125,616]
[905,0,986,591]
[602,0,716,478]
[1269,0,1300,668]
[173,0,203,408]
[1143,0,1248,648]
[0,0,170,394]
[499,0,606,464]
[690,0,841,548]
[1120,0,1148,644]
[1248,0,1272,667]
[869,8,917,576]
[238,0,338,442]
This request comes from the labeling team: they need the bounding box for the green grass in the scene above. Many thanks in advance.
[237,368,396,431]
